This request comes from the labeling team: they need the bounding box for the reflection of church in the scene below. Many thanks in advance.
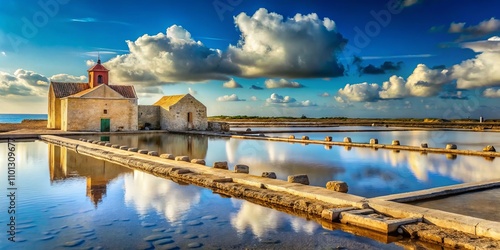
[48,144,132,207]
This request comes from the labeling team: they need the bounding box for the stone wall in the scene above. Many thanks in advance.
[207,121,230,132]
[138,105,160,130]
[47,87,62,129]
[61,98,138,131]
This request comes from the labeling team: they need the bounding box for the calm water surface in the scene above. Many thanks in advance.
[73,132,499,198]
[0,141,403,249]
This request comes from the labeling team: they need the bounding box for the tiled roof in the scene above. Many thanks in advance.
[51,82,89,98]
[87,61,109,72]
[153,94,187,107]
[109,85,137,98]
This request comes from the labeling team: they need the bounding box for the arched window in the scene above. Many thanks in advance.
[97,75,103,84]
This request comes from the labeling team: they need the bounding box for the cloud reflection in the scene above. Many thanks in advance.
[124,171,201,223]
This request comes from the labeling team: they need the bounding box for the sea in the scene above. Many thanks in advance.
[0,113,48,123]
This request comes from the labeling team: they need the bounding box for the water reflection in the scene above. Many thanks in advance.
[124,170,201,224]
[48,144,132,207]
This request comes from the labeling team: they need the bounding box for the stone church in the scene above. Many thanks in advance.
[47,60,208,132]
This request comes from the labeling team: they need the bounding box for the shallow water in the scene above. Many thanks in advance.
[73,132,499,198]
[0,141,403,249]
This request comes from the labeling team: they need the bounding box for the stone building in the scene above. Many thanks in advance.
[137,94,208,131]
[47,59,138,131]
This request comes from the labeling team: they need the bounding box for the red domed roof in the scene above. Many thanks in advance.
[87,59,109,72]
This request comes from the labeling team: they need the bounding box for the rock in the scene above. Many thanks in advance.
[302,136,309,140]
[105,143,112,147]
[483,145,496,152]
[191,159,206,165]
[234,164,249,173]
[246,128,252,132]
[119,146,129,150]
[128,147,138,152]
[343,137,351,143]
[392,140,400,146]
[288,174,309,185]
[98,142,106,146]
[175,156,190,162]
[213,161,228,170]
[148,151,159,156]
[111,144,120,148]
[421,143,428,148]
[446,154,457,160]
[288,135,295,139]
[92,141,99,144]
[370,138,378,144]
[138,150,148,154]
[160,154,175,160]
[446,144,457,150]
[326,181,348,193]
[262,172,277,179]
[325,136,332,142]
[258,133,265,137]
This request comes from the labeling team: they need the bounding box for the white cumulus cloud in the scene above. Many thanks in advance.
[483,88,500,98]
[0,69,49,97]
[50,74,87,82]
[264,79,304,89]
[449,17,500,40]
[335,82,380,102]
[217,94,245,102]
[223,78,243,88]
[265,93,316,107]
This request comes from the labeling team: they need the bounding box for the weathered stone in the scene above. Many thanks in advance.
[262,172,277,179]
[324,145,332,150]
[288,135,295,139]
[98,142,106,146]
[483,145,496,152]
[421,143,428,148]
[127,147,138,152]
[191,159,206,165]
[138,150,148,154]
[325,136,332,142]
[119,146,129,150]
[246,128,252,132]
[111,144,120,148]
[326,181,349,193]
[105,143,112,147]
[446,144,457,150]
[446,154,457,160]
[258,133,265,137]
[392,140,400,146]
[343,137,352,143]
[234,164,249,173]
[175,156,190,162]
[302,136,309,140]
[370,138,378,144]
[148,151,159,156]
[213,161,228,169]
[160,154,175,160]
[288,174,309,185]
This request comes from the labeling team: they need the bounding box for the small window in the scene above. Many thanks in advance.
[103,109,108,114]
[98,75,103,84]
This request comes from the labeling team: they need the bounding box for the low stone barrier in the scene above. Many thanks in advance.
[302,136,309,140]
[421,143,428,148]
[370,138,378,145]
[119,146,129,150]
[288,135,295,139]
[483,145,496,152]
[262,172,277,179]
[234,164,249,173]
[127,147,138,152]
[213,161,228,169]
[392,140,400,146]
[326,181,348,193]
[175,156,190,162]
[111,144,120,148]
[160,154,175,160]
[138,149,148,154]
[343,137,351,143]
[148,151,159,156]
[191,159,206,165]
[446,144,457,150]
[288,174,309,185]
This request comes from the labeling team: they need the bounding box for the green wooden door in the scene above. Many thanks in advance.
[100,119,110,132]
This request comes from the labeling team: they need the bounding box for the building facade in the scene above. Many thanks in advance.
[153,94,208,131]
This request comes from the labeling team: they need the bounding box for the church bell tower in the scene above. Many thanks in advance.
[88,56,110,88]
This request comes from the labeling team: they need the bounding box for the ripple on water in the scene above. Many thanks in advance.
[174,229,187,235]
[186,221,203,226]
[141,222,156,228]
[63,239,85,247]
[198,234,208,238]
[136,242,154,250]
[152,228,166,232]
[153,238,174,246]
[201,215,217,220]
[156,244,179,250]
[143,234,172,242]
[187,242,203,248]
[17,224,36,229]
[38,235,55,241]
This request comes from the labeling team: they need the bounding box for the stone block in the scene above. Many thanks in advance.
[326,181,349,193]
[138,150,148,154]
[321,207,356,221]
[302,135,309,140]
[234,164,249,173]
[483,145,496,152]
[262,172,277,179]
[446,144,457,149]
[92,141,100,144]
[343,137,351,143]
[111,144,120,148]
[105,143,112,147]
[175,156,190,162]
[98,142,106,146]
[421,143,428,148]
[325,136,332,142]
[288,174,309,185]
[127,147,138,152]
[288,135,295,139]
[191,159,206,165]
[148,151,159,156]
[370,138,378,144]
[120,146,129,150]
[213,161,228,169]
[392,140,400,146]
[160,154,175,160]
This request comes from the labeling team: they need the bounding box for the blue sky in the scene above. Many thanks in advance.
[1,0,500,118]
